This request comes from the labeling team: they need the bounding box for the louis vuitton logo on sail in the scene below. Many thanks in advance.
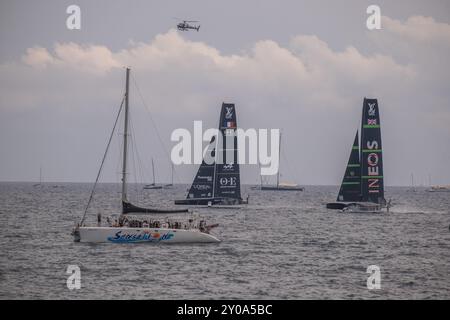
[171,121,280,176]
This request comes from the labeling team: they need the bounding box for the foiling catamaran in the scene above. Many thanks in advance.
[72,68,220,243]
[326,98,390,213]
[175,103,248,207]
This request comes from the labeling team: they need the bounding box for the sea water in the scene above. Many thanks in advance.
[0,182,449,299]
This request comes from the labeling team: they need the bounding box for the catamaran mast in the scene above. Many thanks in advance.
[121,67,130,202]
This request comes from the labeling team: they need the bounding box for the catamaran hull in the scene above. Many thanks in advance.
[326,202,387,213]
[326,202,348,210]
[75,227,220,243]
[175,198,247,206]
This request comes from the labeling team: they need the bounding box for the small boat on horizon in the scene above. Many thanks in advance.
[143,158,163,190]
[427,185,450,192]
[256,132,304,192]
[32,166,42,187]
[162,163,175,189]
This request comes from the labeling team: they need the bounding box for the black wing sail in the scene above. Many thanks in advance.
[337,131,361,202]
[185,136,216,201]
[214,103,242,201]
[360,98,385,204]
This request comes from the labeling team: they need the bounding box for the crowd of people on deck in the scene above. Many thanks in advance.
[103,215,208,231]
[96,213,216,233]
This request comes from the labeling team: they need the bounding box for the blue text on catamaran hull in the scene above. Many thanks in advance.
[107,230,174,243]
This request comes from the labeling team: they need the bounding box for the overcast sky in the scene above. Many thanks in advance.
[1,0,450,186]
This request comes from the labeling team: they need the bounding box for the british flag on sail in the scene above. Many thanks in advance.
[368,119,377,125]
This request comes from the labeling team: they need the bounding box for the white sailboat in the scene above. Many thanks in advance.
[427,185,450,192]
[426,175,450,192]
[143,158,162,190]
[407,173,417,192]
[72,68,220,243]
[163,163,174,188]
[259,132,304,191]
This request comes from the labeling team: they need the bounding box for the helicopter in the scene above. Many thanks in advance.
[176,20,200,32]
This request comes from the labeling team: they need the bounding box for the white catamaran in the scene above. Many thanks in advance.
[72,68,220,243]
[326,98,391,213]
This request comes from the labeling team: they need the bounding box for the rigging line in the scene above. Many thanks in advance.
[129,115,147,203]
[80,95,125,226]
[127,112,138,198]
[116,113,124,185]
[129,115,148,186]
[130,73,182,184]
[129,114,149,198]
[129,124,139,203]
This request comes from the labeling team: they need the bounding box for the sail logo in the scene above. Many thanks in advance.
[224,121,236,128]
[223,163,234,170]
[366,140,380,193]
[171,121,280,175]
[197,175,213,181]
[368,103,376,116]
[225,106,234,119]
[224,128,235,136]
[220,177,237,186]
[107,230,174,242]
[193,184,211,190]
[367,119,377,125]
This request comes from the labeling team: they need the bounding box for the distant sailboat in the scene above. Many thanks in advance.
[259,132,304,191]
[73,68,219,243]
[426,174,450,192]
[32,166,42,187]
[163,163,174,188]
[407,173,417,192]
[175,103,248,206]
[143,158,162,190]
[326,98,390,213]
[427,185,450,192]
